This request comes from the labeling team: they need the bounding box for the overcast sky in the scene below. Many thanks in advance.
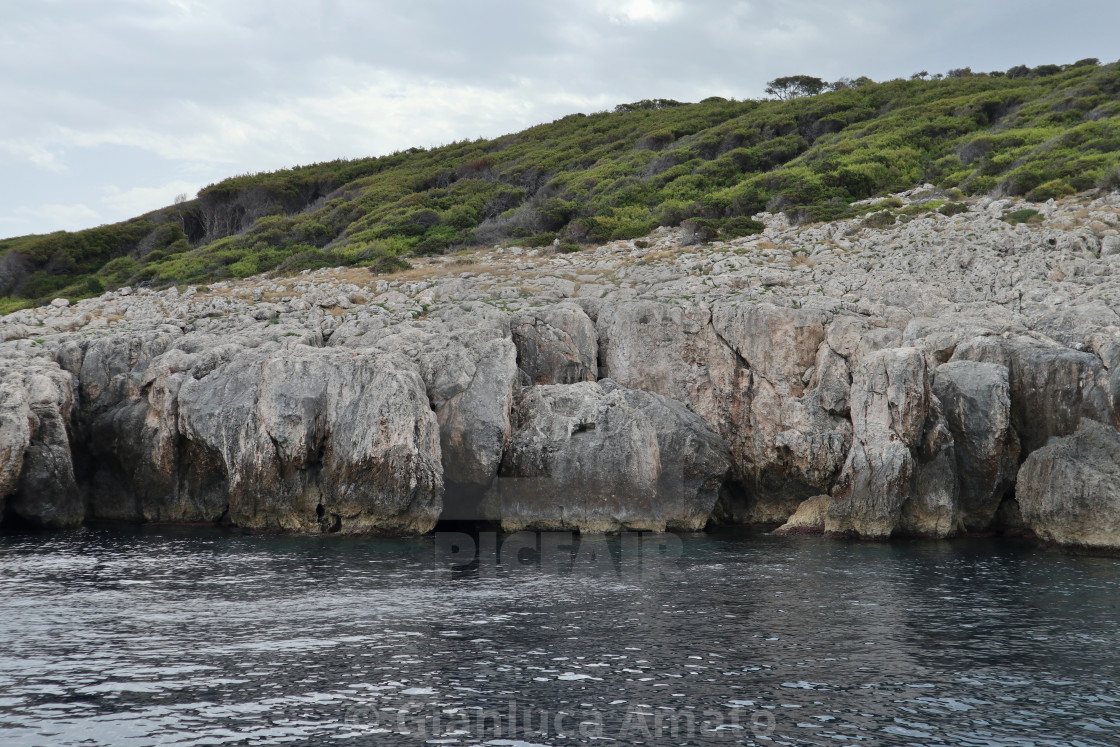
[2,0,1116,237]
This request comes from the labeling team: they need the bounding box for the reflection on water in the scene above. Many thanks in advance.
[1,526,1118,745]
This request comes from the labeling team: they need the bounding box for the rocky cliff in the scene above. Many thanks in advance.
[4,187,1120,549]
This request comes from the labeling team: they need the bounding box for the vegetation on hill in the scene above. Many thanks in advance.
[3,58,1119,311]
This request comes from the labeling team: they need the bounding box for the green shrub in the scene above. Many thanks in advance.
[938,202,969,216]
[1026,179,1075,201]
[98,256,140,287]
[273,249,336,274]
[228,257,260,278]
[368,255,412,274]
[1097,166,1120,191]
[862,210,897,228]
[719,216,765,238]
[1003,208,1042,224]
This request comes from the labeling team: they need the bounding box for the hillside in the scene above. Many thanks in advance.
[2,58,1119,312]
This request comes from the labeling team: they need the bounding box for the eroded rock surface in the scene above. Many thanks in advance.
[3,188,1120,545]
[487,380,729,532]
[1017,419,1120,549]
[511,304,597,385]
[827,347,958,539]
[0,362,81,528]
[932,361,1019,531]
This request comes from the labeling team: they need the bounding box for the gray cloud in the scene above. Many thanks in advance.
[1,0,1116,234]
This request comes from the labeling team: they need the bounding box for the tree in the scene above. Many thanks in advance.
[910,71,929,80]
[764,75,826,100]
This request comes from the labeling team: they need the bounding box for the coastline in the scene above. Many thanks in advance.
[4,186,1120,549]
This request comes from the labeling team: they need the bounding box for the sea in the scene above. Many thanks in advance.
[1,526,1118,745]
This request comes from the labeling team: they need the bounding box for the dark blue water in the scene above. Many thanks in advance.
[1,527,1118,746]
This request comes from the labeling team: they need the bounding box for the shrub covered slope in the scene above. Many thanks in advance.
[3,59,1119,310]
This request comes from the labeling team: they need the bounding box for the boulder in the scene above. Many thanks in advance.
[1016,419,1120,549]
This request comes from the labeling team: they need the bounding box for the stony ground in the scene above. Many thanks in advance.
[4,186,1120,343]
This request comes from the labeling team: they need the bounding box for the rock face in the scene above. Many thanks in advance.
[511,304,597,385]
[1017,420,1120,549]
[4,187,1120,546]
[487,380,730,532]
[711,303,852,522]
[0,362,81,528]
[331,309,517,517]
[596,300,857,524]
[827,348,959,539]
[177,347,443,533]
[932,361,1019,531]
[951,335,1114,454]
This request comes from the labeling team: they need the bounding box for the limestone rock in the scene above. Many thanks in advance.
[774,495,831,535]
[828,347,959,538]
[710,303,851,522]
[0,381,32,520]
[932,361,1020,531]
[0,363,82,529]
[951,335,1114,454]
[177,346,443,534]
[488,380,730,533]
[510,304,597,384]
[332,307,518,508]
[598,300,847,523]
[1016,419,1120,549]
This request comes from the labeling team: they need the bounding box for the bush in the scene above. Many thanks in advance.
[862,210,896,228]
[228,257,260,278]
[719,216,765,238]
[1003,208,1042,224]
[1098,166,1120,191]
[368,255,412,274]
[273,249,336,275]
[938,202,969,216]
[81,276,105,295]
[1026,180,1075,202]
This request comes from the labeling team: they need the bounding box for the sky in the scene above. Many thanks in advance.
[2,0,1117,238]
